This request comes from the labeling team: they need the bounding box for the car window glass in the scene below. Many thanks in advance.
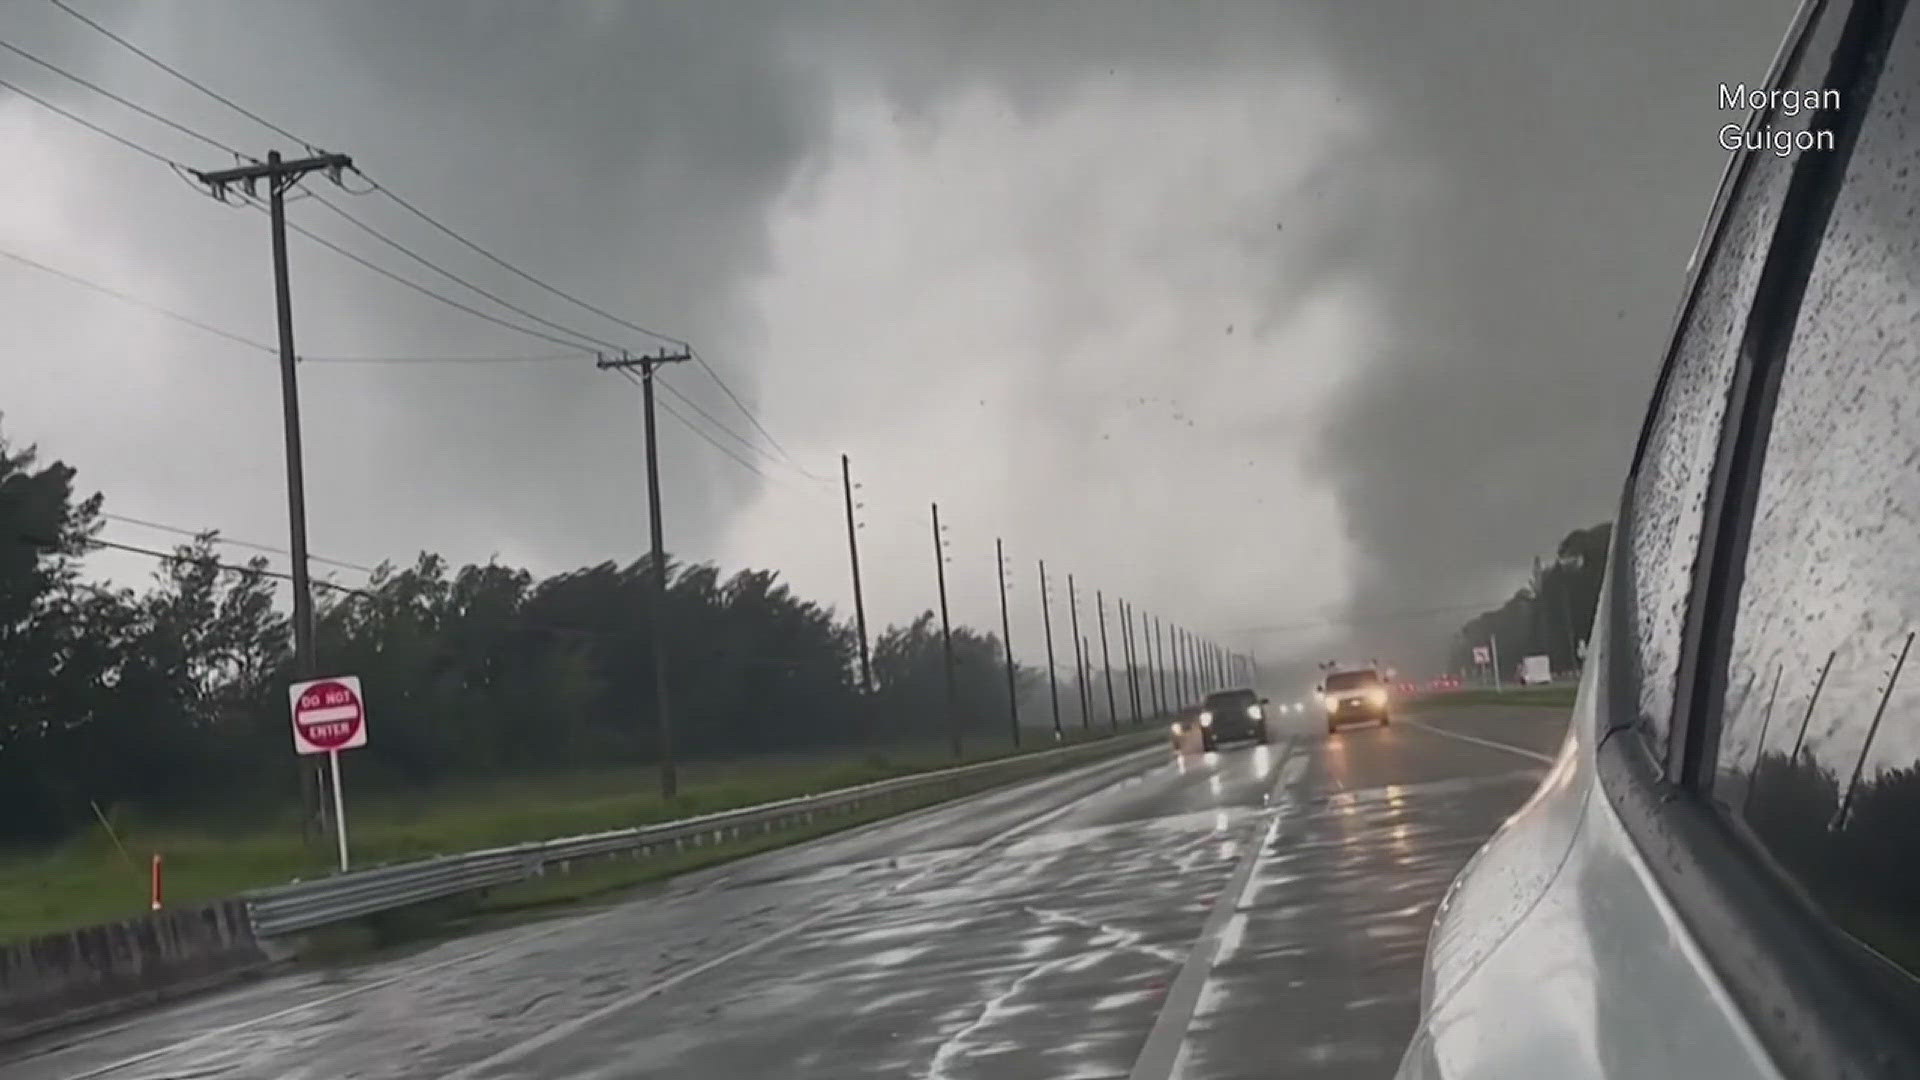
[1625,21,1838,762]
[1715,7,1920,977]
[1324,671,1380,691]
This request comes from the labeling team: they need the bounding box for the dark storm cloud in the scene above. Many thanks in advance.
[1,0,1795,683]
[1292,0,1798,668]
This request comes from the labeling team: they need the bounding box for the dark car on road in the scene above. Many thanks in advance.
[1194,688,1269,751]
[1400,3,1920,1075]
[1319,667,1390,733]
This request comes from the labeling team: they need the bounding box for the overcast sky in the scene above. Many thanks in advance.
[0,0,1796,683]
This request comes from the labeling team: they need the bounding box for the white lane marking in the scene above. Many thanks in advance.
[1320,768,1548,810]
[1127,738,1302,1080]
[59,909,617,1080]
[437,747,1167,1080]
[60,746,1162,1080]
[1402,718,1555,765]
[438,906,843,1080]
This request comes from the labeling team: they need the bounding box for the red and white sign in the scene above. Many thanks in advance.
[1472,645,1492,665]
[290,675,368,755]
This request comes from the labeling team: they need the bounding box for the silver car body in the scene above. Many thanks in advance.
[1394,1,1920,1074]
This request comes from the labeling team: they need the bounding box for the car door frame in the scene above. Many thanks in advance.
[1598,0,1920,1075]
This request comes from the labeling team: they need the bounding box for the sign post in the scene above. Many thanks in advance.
[289,675,367,872]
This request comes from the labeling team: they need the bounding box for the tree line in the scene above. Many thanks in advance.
[1449,522,1611,677]
[0,423,1135,844]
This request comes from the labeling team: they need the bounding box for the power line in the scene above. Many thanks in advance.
[0,73,178,166]
[99,512,375,573]
[0,36,245,159]
[0,243,275,352]
[305,193,631,354]
[655,373,824,481]
[0,31,622,358]
[356,175,686,350]
[12,18,815,482]
[363,172,813,474]
[353,177,810,472]
[301,352,591,365]
[356,177,814,475]
[264,201,606,353]
[615,368,774,482]
[49,0,318,150]
[0,242,591,369]
[30,531,822,664]
[687,346,814,474]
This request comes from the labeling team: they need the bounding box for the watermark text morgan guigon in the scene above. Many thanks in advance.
[1720,83,1838,156]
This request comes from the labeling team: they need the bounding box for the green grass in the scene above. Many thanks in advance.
[1402,684,1579,713]
[0,725,1136,943]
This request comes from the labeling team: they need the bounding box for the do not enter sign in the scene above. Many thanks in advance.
[290,675,368,755]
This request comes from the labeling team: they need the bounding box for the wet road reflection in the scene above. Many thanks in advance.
[0,705,1568,1080]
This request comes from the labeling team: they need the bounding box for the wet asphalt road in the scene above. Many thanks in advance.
[3,701,1567,1080]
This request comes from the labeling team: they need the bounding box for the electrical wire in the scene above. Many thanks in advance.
[0,37,246,159]
[687,346,816,475]
[262,200,607,353]
[656,375,813,477]
[614,368,775,482]
[353,175,687,351]
[0,30,617,355]
[358,175,815,475]
[19,530,817,662]
[0,243,276,352]
[300,352,592,365]
[305,193,631,354]
[0,73,178,166]
[363,170,815,476]
[0,242,599,370]
[12,16,813,481]
[49,0,320,151]
[99,512,375,572]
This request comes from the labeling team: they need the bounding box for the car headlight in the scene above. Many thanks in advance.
[1248,704,1264,720]
[1170,722,1183,734]
[1199,710,1214,727]
[1367,687,1388,706]
[1321,693,1337,712]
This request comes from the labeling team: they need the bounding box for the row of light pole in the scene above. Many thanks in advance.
[839,456,1259,756]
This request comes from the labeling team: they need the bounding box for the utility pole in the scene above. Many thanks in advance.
[1039,559,1062,740]
[1096,590,1118,733]
[1120,600,1142,724]
[1174,626,1186,702]
[594,347,695,799]
[841,455,872,694]
[1082,635,1094,725]
[932,503,959,759]
[193,149,352,843]
[996,538,1019,748]
[1153,616,1170,714]
[1068,574,1089,729]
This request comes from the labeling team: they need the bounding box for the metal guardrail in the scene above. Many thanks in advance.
[244,728,1162,938]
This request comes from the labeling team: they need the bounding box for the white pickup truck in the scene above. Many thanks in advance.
[1517,654,1553,686]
